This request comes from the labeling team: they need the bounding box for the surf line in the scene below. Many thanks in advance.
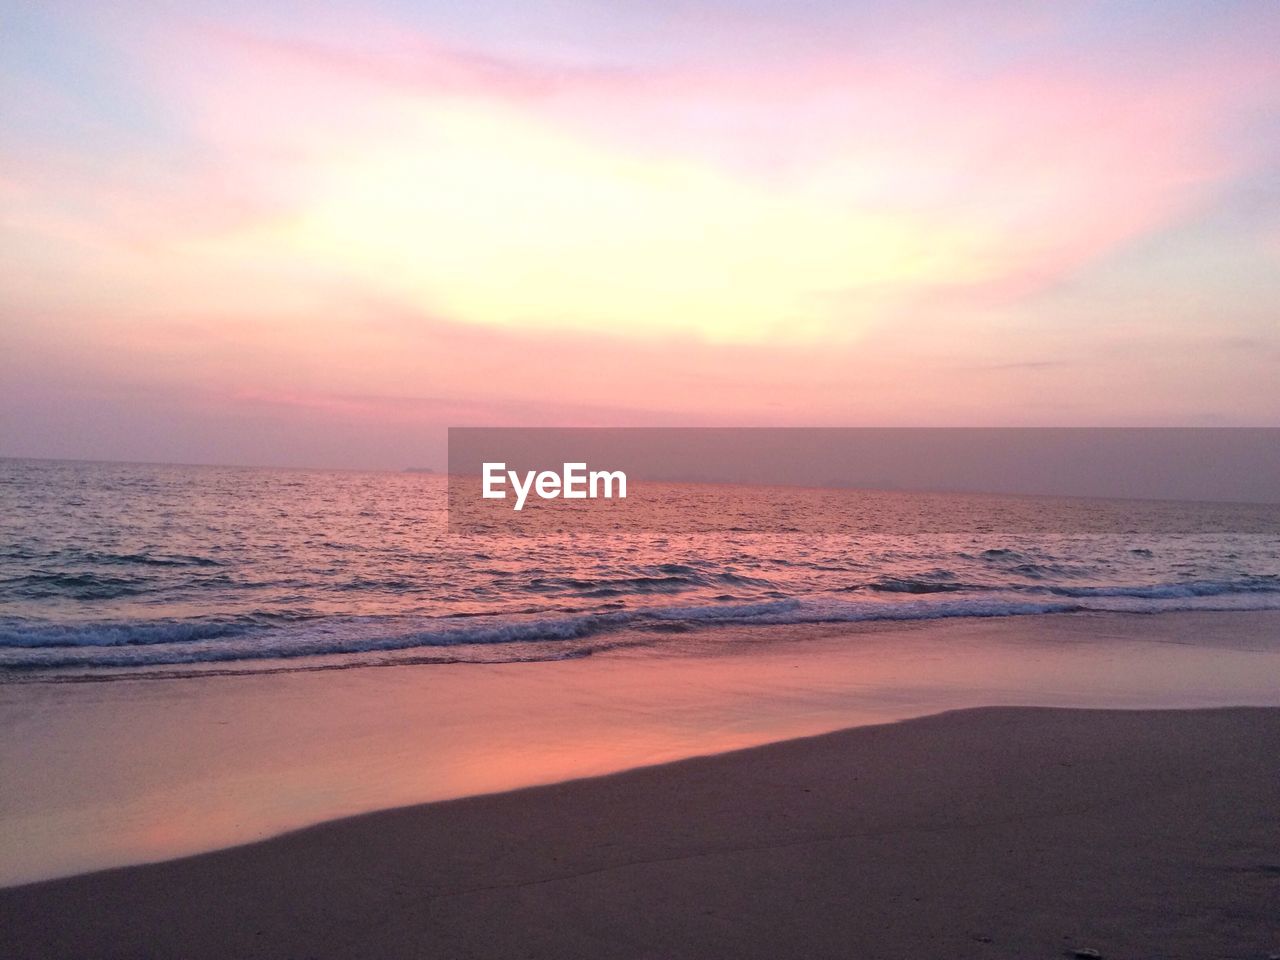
[482,462,627,511]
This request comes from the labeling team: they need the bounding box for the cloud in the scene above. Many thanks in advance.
[3,0,1279,465]
[113,9,1267,342]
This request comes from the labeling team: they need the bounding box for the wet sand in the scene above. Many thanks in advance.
[3,705,1279,959]
[2,610,1280,888]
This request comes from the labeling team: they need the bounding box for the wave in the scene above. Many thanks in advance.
[852,575,1280,599]
[526,575,705,597]
[0,613,631,670]
[1045,577,1280,599]
[0,571,154,600]
[863,576,972,594]
[78,552,225,568]
[4,578,1279,675]
[0,620,253,648]
[522,569,778,598]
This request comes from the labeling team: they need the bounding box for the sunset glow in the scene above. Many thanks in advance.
[2,1,1279,466]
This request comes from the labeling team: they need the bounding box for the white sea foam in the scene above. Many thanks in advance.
[3,582,1279,674]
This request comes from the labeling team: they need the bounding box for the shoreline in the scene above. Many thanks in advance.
[4,604,1280,686]
[2,609,1279,889]
[4,704,1279,958]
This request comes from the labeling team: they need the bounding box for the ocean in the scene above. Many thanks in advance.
[3,457,1279,679]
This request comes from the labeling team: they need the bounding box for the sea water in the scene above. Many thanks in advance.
[2,457,1279,678]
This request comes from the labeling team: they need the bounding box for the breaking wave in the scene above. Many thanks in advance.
[4,577,1280,676]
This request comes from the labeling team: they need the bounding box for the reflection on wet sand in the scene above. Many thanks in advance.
[2,609,1278,886]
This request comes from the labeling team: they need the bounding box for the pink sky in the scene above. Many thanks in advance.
[2,0,1279,467]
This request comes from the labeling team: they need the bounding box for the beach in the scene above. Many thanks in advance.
[4,610,1280,887]
[3,610,1280,957]
[3,704,1279,959]
[7,0,1280,952]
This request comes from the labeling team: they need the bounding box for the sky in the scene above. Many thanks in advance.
[2,0,1279,468]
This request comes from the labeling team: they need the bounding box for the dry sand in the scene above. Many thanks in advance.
[3,705,1278,959]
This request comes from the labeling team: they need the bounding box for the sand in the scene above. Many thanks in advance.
[3,705,1278,959]
[5,609,1280,888]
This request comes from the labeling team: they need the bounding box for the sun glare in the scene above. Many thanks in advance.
[237,100,996,343]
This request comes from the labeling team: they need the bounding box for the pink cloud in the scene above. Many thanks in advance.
[5,2,1279,460]
[152,13,1271,304]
